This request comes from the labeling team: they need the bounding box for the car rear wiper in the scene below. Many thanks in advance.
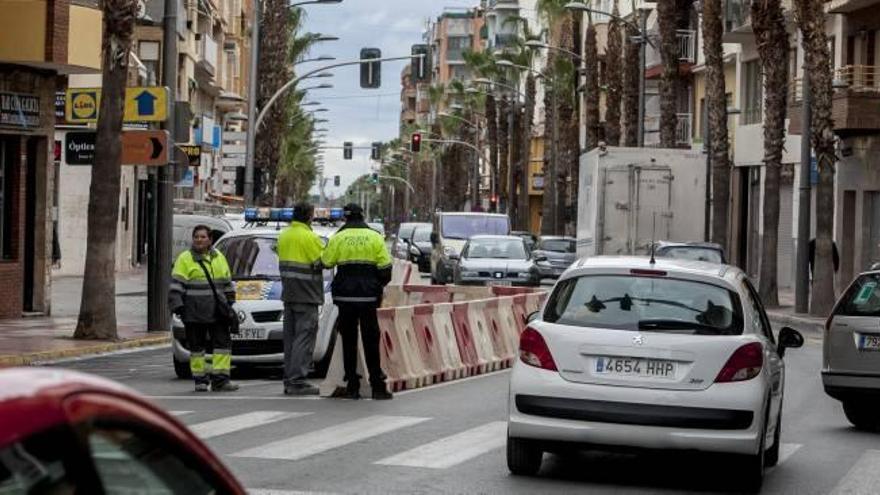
[637,319,724,335]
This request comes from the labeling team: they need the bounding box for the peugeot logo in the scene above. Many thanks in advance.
[632,334,645,346]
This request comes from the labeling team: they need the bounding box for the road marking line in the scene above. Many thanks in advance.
[168,410,193,416]
[189,411,308,439]
[829,450,880,495]
[33,344,171,364]
[147,395,321,401]
[778,443,802,465]
[231,415,430,461]
[375,421,507,469]
[249,490,337,495]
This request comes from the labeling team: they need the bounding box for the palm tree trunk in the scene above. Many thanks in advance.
[75,0,137,340]
[486,94,499,211]
[519,74,536,230]
[605,1,623,146]
[541,85,557,235]
[509,101,521,226]
[753,0,789,307]
[497,97,510,211]
[584,20,601,150]
[623,9,641,147]
[657,0,679,148]
[702,0,732,250]
[794,0,837,316]
[559,15,577,234]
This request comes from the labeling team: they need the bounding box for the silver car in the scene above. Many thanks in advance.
[823,270,880,431]
[533,236,577,279]
[453,235,541,287]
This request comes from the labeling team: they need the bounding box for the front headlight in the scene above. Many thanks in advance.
[460,271,479,277]
[517,272,532,278]
[443,246,457,256]
[410,245,420,255]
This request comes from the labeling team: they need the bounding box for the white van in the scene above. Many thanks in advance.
[430,212,510,284]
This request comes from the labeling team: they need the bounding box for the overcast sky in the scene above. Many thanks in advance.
[302,0,478,198]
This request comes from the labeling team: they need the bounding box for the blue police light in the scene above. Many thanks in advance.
[270,208,295,222]
[244,207,281,223]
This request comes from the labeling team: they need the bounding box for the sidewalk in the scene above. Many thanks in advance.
[765,288,827,335]
[0,270,169,367]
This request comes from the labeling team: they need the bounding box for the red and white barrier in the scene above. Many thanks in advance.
[450,301,486,375]
[411,304,450,383]
[431,303,469,380]
[466,299,503,371]
[483,298,516,368]
[377,308,422,391]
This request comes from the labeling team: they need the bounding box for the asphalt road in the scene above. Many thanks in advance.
[49,330,880,495]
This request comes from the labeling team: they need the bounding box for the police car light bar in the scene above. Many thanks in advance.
[244,208,295,223]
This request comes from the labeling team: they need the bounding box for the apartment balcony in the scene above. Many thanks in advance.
[196,34,218,76]
[788,66,880,134]
[645,30,697,78]
[643,113,693,147]
[723,0,794,43]
[826,0,880,13]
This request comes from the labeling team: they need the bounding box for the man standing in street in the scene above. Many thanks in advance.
[322,203,393,400]
[277,202,325,396]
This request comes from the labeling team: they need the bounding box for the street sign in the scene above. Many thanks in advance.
[65,87,170,123]
[65,131,96,165]
[122,130,169,166]
[178,144,201,167]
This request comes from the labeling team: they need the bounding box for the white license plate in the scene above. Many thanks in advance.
[859,334,880,351]
[232,327,267,340]
[490,281,512,286]
[595,357,676,379]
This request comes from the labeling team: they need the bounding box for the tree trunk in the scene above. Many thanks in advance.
[509,101,521,226]
[519,74,536,231]
[486,94,499,211]
[753,0,789,307]
[657,0,679,148]
[702,0,732,251]
[541,86,557,235]
[604,1,623,146]
[75,0,137,340]
[622,9,641,147]
[794,0,836,316]
[497,97,510,211]
[584,21,601,150]
[559,15,577,235]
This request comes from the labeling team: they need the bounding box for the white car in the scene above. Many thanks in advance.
[507,256,804,491]
[172,227,337,378]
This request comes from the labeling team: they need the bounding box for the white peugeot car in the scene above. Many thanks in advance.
[172,220,337,379]
[507,256,804,491]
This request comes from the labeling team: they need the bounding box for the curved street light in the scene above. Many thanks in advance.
[295,55,336,65]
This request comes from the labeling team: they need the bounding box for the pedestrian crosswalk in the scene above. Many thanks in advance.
[190,411,309,439]
[828,450,880,495]
[375,421,507,469]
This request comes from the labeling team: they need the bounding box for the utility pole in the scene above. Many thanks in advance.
[796,73,812,314]
[243,0,262,206]
[637,8,648,148]
[148,0,177,333]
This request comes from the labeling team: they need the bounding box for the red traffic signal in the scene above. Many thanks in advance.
[411,132,422,153]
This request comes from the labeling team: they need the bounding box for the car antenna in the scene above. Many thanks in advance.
[649,212,657,265]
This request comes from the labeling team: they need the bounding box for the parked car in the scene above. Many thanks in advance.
[171,218,337,379]
[823,270,880,431]
[453,235,542,287]
[407,226,433,273]
[0,368,246,494]
[654,241,727,264]
[393,222,431,259]
[511,231,538,252]
[431,212,510,285]
[368,222,386,237]
[533,236,577,279]
[173,214,232,261]
[507,257,804,491]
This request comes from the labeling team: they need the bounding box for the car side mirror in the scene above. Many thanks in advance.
[534,255,548,263]
[527,310,541,323]
[430,232,439,245]
[777,326,804,358]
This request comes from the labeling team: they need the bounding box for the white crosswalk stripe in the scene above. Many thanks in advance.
[828,450,880,495]
[777,443,802,466]
[189,411,308,439]
[375,421,507,469]
[248,490,337,495]
[168,410,193,416]
[231,415,430,461]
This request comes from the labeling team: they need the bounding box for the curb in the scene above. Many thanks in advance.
[0,334,171,367]
[767,311,825,336]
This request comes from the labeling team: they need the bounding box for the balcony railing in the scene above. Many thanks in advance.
[676,113,692,146]
[724,0,750,32]
[837,65,880,92]
[646,30,697,67]
[198,35,218,75]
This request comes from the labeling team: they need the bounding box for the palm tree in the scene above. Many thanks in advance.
[604,0,623,146]
[622,4,641,146]
[540,84,557,235]
[497,96,511,211]
[794,0,836,316]
[485,93,499,211]
[584,10,600,150]
[752,0,789,307]
[75,0,137,340]
[702,0,732,251]
[657,0,679,148]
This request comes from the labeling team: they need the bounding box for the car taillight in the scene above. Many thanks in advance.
[519,327,558,371]
[715,342,763,383]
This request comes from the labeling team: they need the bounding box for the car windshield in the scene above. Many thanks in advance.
[836,273,880,316]
[465,239,527,260]
[657,246,723,264]
[216,236,281,280]
[539,239,576,253]
[441,215,508,240]
[413,228,432,242]
[543,275,743,335]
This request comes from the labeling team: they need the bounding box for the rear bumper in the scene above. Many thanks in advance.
[508,362,765,455]
[822,371,880,400]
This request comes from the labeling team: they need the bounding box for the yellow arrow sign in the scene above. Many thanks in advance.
[65,87,170,123]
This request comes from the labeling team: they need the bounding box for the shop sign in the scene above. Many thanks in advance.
[0,92,40,128]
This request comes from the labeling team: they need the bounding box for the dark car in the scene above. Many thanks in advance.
[511,231,538,252]
[0,368,246,494]
[653,241,727,264]
[407,226,433,272]
[533,236,577,279]
[393,222,432,259]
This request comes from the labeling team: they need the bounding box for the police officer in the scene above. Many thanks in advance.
[277,202,325,396]
[322,203,393,400]
[169,225,239,392]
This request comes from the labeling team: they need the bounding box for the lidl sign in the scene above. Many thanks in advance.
[65,87,170,123]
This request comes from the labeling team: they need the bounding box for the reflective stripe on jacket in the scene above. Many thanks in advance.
[277,220,325,305]
[321,221,392,303]
[169,249,235,324]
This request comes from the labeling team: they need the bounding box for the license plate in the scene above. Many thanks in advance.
[494,272,505,279]
[232,327,266,340]
[595,357,676,379]
[859,334,880,351]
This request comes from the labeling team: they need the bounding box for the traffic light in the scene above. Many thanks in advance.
[343,141,352,160]
[411,44,430,82]
[333,175,340,187]
[370,172,379,184]
[360,48,382,89]
[411,132,422,153]
[371,142,381,161]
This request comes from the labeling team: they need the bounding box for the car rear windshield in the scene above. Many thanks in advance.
[836,273,880,317]
[466,238,527,260]
[441,215,509,239]
[216,236,281,280]
[412,228,432,242]
[539,239,576,253]
[657,246,723,264]
[543,275,743,335]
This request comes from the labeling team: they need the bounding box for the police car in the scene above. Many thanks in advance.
[172,208,338,378]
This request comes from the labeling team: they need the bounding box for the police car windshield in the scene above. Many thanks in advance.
[215,236,281,280]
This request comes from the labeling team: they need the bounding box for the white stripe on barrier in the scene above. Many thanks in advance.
[375,421,507,469]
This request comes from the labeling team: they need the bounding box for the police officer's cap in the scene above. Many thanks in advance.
[343,203,364,219]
